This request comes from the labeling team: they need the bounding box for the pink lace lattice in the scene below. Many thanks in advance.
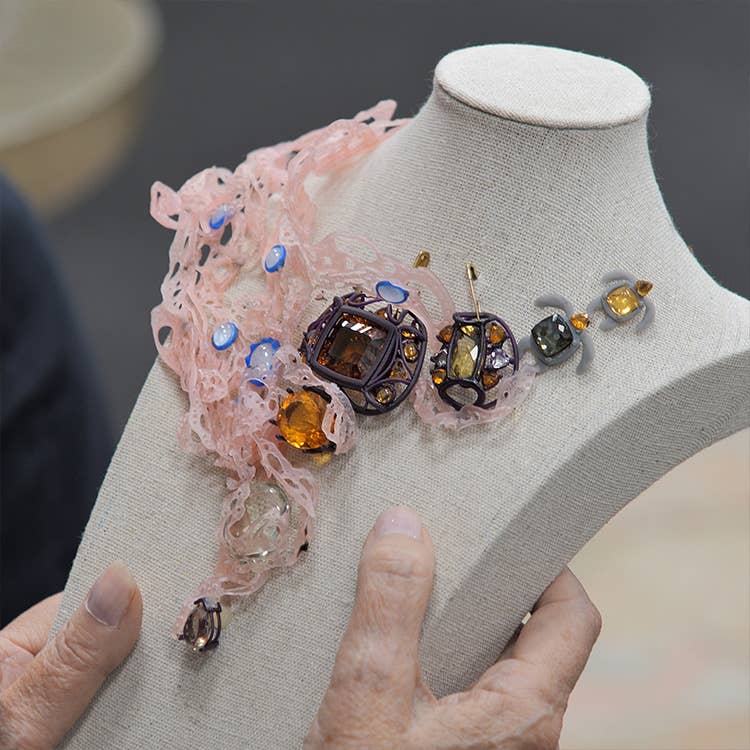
[150,101,534,641]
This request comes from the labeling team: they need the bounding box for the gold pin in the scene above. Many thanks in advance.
[466,262,481,317]
[413,250,431,268]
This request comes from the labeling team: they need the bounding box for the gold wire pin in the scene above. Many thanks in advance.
[466,262,481,317]
[413,250,431,268]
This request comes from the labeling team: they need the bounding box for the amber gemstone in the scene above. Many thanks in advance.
[449,325,480,379]
[570,313,590,330]
[404,341,419,362]
[277,390,330,451]
[481,369,500,389]
[432,368,446,385]
[376,386,394,404]
[605,285,639,317]
[317,313,387,380]
[438,325,453,343]
[487,322,506,345]
[635,279,653,297]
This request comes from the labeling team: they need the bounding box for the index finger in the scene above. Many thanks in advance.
[476,567,601,698]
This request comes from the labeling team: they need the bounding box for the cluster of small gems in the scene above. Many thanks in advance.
[431,313,517,410]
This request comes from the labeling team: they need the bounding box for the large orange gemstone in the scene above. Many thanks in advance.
[277,391,330,451]
[317,314,387,380]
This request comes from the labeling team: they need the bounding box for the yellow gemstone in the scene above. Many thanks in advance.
[432,368,446,385]
[376,386,394,405]
[635,279,653,297]
[487,322,506,345]
[570,313,590,330]
[277,391,330,451]
[438,325,453,343]
[481,369,500,389]
[605,285,639,317]
[404,341,419,362]
[449,325,480,379]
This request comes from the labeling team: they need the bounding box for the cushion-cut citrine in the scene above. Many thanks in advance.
[605,285,639,317]
[277,391,330,451]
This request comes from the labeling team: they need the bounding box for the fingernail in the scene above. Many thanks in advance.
[85,563,136,627]
[373,506,422,540]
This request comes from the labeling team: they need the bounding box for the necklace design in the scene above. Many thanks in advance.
[149,102,653,652]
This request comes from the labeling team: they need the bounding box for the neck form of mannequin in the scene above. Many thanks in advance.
[311,44,749,692]
[50,45,750,749]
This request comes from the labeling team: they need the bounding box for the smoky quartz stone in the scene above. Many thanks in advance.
[531,314,574,358]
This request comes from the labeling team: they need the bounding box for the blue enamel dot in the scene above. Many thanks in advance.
[209,205,228,230]
[212,322,238,350]
[376,280,409,304]
[264,244,287,273]
[245,337,281,385]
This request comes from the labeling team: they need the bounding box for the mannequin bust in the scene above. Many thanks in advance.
[51,45,750,748]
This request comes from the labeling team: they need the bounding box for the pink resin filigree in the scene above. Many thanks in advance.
[150,101,534,641]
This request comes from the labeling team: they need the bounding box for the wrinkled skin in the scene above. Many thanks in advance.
[0,508,599,750]
[305,507,601,750]
[0,564,142,750]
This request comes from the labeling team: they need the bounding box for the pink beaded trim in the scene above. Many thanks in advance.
[149,101,535,643]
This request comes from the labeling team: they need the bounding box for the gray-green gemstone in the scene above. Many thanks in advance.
[531,314,573,358]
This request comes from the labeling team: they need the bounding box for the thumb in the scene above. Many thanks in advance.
[327,507,435,725]
[1,562,142,750]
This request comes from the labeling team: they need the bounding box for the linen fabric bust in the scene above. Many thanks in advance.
[50,44,750,749]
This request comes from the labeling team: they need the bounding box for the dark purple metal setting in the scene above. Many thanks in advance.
[431,311,518,411]
[301,292,427,415]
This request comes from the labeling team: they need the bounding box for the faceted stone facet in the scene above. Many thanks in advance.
[487,322,506,345]
[277,390,330,450]
[605,285,639,317]
[376,386,394,404]
[532,314,574,358]
[317,314,387,380]
[481,369,500,388]
[569,313,590,330]
[635,279,653,297]
[449,325,480,379]
[182,598,220,652]
[432,368,446,385]
[438,325,453,343]
[403,341,419,361]
[486,348,511,370]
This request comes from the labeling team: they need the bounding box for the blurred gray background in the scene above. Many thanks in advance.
[26,0,750,432]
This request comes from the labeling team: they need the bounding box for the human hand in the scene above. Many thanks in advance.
[0,563,142,750]
[305,507,601,750]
